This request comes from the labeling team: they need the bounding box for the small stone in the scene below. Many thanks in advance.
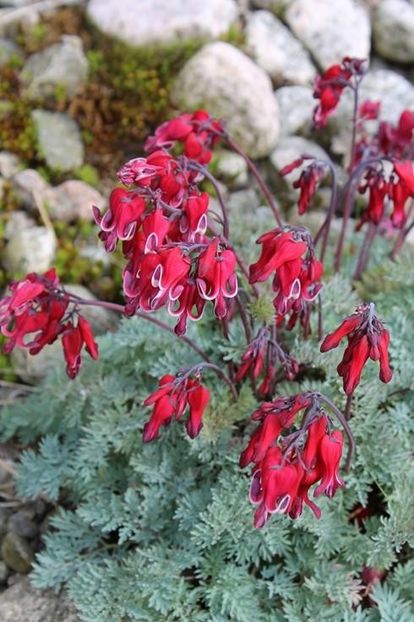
[32,110,84,172]
[8,511,39,540]
[0,576,79,622]
[172,42,280,158]
[63,284,118,334]
[3,223,56,275]
[0,38,22,67]
[1,532,33,574]
[335,69,414,133]
[286,0,371,70]
[20,35,88,100]
[4,211,35,238]
[246,10,316,86]
[87,0,238,47]
[214,150,248,190]
[0,561,9,584]
[11,341,62,385]
[0,151,21,178]
[252,0,293,16]
[275,85,314,137]
[48,180,105,222]
[372,0,414,64]
[12,168,52,208]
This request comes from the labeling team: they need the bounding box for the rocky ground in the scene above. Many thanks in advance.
[1,0,414,618]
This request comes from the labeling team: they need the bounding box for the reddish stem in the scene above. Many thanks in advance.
[225,136,283,227]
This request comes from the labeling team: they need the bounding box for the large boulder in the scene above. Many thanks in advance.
[32,110,84,172]
[285,0,371,70]
[275,85,314,137]
[20,36,88,99]
[246,10,315,86]
[171,42,280,158]
[372,0,414,63]
[87,0,238,47]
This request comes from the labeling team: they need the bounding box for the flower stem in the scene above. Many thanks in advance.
[314,164,338,262]
[225,136,283,227]
[353,222,377,280]
[317,393,355,471]
[68,295,238,400]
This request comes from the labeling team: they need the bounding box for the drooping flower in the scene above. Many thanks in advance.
[144,110,223,164]
[320,303,392,394]
[196,238,238,319]
[357,170,389,230]
[143,371,210,442]
[93,188,146,252]
[61,317,99,380]
[242,394,346,527]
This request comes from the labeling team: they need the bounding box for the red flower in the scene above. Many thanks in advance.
[313,63,352,128]
[314,430,344,498]
[196,239,238,319]
[242,396,347,527]
[93,188,146,252]
[320,304,392,394]
[143,372,210,442]
[249,229,307,284]
[358,100,380,121]
[61,316,98,380]
[357,171,389,229]
[144,110,223,164]
[293,163,326,215]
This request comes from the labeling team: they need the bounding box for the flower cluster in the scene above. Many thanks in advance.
[0,270,98,379]
[313,57,366,128]
[144,109,223,164]
[249,227,323,332]
[280,157,328,215]
[240,394,344,527]
[143,371,210,442]
[236,327,299,396]
[93,111,238,335]
[320,303,392,394]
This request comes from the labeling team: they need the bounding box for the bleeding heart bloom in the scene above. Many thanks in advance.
[357,171,389,229]
[249,229,307,284]
[93,188,146,252]
[314,430,344,498]
[143,372,210,442]
[313,63,352,128]
[320,303,392,394]
[61,316,99,380]
[144,110,223,164]
[358,100,380,120]
[196,239,238,319]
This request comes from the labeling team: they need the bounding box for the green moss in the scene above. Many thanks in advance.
[74,164,100,188]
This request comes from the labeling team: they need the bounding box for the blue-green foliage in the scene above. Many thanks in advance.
[1,254,413,621]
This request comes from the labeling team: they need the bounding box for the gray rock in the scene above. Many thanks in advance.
[11,341,62,385]
[0,576,79,622]
[8,511,39,539]
[20,35,88,99]
[1,532,33,574]
[214,150,248,189]
[275,85,314,137]
[172,42,280,158]
[47,180,105,222]
[0,561,8,584]
[0,508,10,539]
[0,37,22,66]
[286,0,371,70]
[3,224,56,274]
[0,151,21,178]
[336,69,414,131]
[3,210,35,237]
[12,168,51,208]
[246,10,315,86]
[252,0,293,16]
[372,0,414,63]
[87,0,238,47]
[63,284,119,334]
[32,110,84,172]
